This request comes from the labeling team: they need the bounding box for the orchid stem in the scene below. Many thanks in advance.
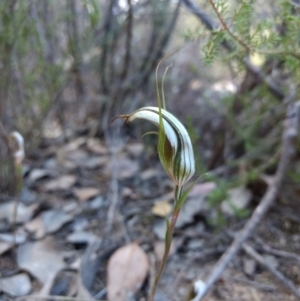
[149,186,182,301]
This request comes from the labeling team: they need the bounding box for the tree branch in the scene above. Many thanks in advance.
[208,0,250,51]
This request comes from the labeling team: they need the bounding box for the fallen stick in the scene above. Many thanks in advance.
[242,242,300,299]
[230,276,277,292]
[255,237,300,264]
[191,100,299,301]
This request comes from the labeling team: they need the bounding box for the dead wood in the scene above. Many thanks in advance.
[255,237,300,264]
[242,242,300,299]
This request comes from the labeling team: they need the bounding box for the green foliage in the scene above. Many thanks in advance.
[207,181,228,207]
[202,30,225,65]
[199,0,300,81]
[232,0,254,43]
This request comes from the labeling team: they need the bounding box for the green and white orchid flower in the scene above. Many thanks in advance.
[119,106,195,187]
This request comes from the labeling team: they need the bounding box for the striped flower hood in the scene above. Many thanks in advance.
[120,106,195,187]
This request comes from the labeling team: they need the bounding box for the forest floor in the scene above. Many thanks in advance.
[1,79,300,301]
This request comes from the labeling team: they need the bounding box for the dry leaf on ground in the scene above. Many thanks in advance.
[28,168,55,183]
[25,209,73,238]
[0,232,27,244]
[105,156,139,179]
[175,196,207,228]
[152,201,172,217]
[86,138,108,155]
[0,273,32,297]
[67,231,99,245]
[0,202,37,224]
[0,241,13,255]
[63,137,86,152]
[78,156,108,169]
[140,168,160,180]
[44,175,77,191]
[17,236,65,285]
[107,242,149,301]
[125,142,144,157]
[73,187,101,202]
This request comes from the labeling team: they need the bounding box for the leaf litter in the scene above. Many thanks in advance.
[0,131,298,301]
[17,236,65,285]
[0,273,32,297]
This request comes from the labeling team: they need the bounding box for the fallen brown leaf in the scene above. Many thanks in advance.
[44,175,77,191]
[86,138,108,155]
[125,142,144,157]
[73,187,101,202]
[151,201,172,217]
[0,241,13,255]
[107,242,149,301]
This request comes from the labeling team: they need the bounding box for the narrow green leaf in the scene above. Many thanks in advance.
[174,174,208,210]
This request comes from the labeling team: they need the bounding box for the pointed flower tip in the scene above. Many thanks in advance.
[119,106,195,186]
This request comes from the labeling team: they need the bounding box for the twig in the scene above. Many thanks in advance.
[17,295,102,301]
[105,143,121,233]
[208,0,250,51]
[242,242,300,299]
[99,0,117,94]
[30,2,51,62]
[255,237,300,264]
[191,100,299,301]
[120,0,133,81]
[230,276,277,292]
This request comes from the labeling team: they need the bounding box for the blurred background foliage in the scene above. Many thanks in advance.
[0,0,299,216]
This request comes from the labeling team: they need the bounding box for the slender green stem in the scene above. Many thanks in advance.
[161,64,172,110]
[149,186,182,301]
